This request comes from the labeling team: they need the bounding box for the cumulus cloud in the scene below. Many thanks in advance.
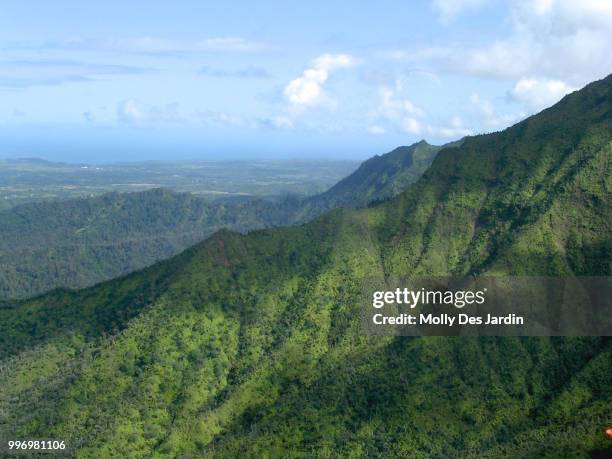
[117,99,181,125]
[379,87,425,119]
[386,0,612,117]
[423,1,612,84]
[429,116,473,138]
[456,0,612,84]
[284,54,356,108]
[508,77,577,111]
[432,0,490,23]
[369,84,472,139]
[470,93,525,129]
[117,99,146,124]
[401,117,423,134]
[370,84,426,135]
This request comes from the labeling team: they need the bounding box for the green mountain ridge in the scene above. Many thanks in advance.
[0,141,441,300]
[305,140,444,208]
[0,75,610,457]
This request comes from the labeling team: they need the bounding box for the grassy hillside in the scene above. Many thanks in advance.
[0,142,440,300]
[0,75,610,457]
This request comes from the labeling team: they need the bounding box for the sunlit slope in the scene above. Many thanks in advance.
[304,140,444,209]
[0,74,610,457]
[378,73,611,277]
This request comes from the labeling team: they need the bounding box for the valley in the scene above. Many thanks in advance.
[0,74,609,457]
[0,141,440,300]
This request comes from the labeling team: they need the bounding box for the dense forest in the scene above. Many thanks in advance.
[0,75,610,457]
[0,141,441,299]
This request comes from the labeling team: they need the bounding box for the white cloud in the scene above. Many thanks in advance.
[379,87,425,119]
[370,80,525,139]
[284,75,324,106]
[401,117,422,134]
[454,0,612,85]
[407,2,612,85]
[429,116,473,138]
[117,99,145,124]
[371,84,427,134]
[284,53,356,108]
[117,99,181,124]
[403,100,425,117]
[470,93,525,129]
[432,0,490,23]
[387,0,612,118]
[367,125,386,135]
[311,54,356,72]
[508,77,576,111]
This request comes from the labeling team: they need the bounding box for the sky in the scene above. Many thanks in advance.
[0,0,611,162]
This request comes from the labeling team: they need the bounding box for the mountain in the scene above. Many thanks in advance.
[286,139,445,223]
[307,139,445,208]
[0,189,289,299]
[0,142,442,300]
[0,75,610,457]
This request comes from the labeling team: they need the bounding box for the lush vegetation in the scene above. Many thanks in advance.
[0,75,610,457]
[0,142,439,300]
[295,140,445,213]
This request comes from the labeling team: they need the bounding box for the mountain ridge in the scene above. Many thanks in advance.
[0,74,610,457]
[0,140,444,300]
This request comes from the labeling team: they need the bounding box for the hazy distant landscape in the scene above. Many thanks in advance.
[0,158,359,210]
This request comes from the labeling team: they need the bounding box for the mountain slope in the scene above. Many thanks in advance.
[0,189,291,299]
[306,139,445,209]
[0,142,442,300]
[0,75,610,457]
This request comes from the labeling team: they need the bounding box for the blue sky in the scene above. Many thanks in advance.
[1,0,611,162]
